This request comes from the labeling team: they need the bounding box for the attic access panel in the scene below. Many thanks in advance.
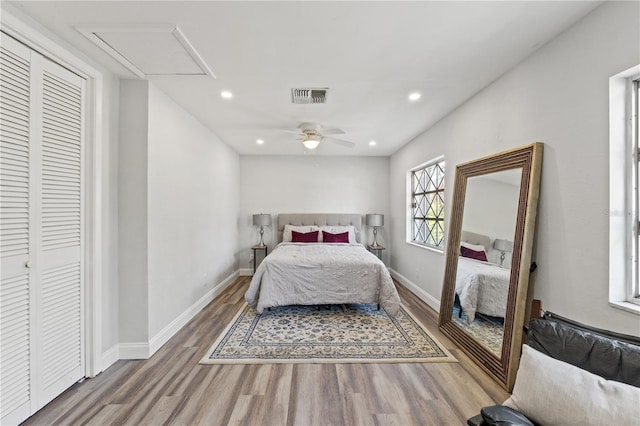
[77,25,215,78]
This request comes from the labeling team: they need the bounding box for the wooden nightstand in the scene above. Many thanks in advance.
[251,245,268,274]
[367,245,385,260]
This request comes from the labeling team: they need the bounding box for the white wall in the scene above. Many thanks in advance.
[147,84,240,338]
[463,175,520,242]
[239,155,389,266]
[390,1,640,336]
[118,80,150,344]
[117,80,240,350]
[100,73,120,358]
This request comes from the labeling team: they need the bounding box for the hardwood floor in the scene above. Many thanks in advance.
[23,277,509,426]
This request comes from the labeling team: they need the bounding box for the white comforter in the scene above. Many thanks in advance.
[245,243,400,316]
[455,257,511,324]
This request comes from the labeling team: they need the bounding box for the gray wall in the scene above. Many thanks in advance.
[389,1,640,336]
[118,80,150,344]
[463,174,520,242]
[101,72,120,359]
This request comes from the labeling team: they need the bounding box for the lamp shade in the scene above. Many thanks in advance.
[493,239,513,252]
[253,214,271,227]
[366,214,384,227]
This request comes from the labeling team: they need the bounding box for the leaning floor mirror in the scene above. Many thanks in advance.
[438,143,543,391]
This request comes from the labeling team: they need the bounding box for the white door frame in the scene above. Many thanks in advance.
[1,8,104,378]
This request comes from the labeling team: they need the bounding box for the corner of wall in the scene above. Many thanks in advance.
[389,268,441,312]
[117,80,150,344]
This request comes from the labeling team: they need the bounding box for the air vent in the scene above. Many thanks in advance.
[291,88,329,104]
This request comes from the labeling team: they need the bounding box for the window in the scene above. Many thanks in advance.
[632,78,640,304]
[408,157,445,249]
[609,65,640,313]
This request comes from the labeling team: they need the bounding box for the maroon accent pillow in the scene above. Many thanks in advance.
[291,230,319,243]
[322,231,349,243]
[460,245,488,262]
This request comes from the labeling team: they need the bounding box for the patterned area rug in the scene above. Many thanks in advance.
[200,303,456,364]
[452,304,504,357]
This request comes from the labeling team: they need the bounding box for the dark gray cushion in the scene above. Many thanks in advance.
[467,413,485,426]
[480,405,536,426]
[468,312,640,426]
[527,312,640,387]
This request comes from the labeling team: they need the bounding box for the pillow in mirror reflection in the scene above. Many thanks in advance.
[460,241,488,262]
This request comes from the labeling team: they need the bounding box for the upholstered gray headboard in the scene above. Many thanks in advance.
[277,213,362,243]
[461,230,491,253]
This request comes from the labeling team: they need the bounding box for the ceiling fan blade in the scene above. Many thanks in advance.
[325,136,355,148]
[320,128,345,135]
[276,129,303,135]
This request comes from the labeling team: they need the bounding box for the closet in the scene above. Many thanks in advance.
[1,33,85,425]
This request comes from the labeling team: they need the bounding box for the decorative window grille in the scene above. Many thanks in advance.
[410,158,445,249]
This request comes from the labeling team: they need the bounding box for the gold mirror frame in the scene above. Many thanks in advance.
[438,143,543,391]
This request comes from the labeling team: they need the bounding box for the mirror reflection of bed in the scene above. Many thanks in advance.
[452,170,521,357]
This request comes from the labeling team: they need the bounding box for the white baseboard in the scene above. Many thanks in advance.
[389,268,441,313]
[116,270,240,361]
[119,342,150,360]
[100,344,120,371]
[239,268,252,276]
[147,270,239,356]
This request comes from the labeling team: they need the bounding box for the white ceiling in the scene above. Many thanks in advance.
[5,1,602,156]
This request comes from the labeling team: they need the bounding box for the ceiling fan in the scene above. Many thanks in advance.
[279,122,355,150]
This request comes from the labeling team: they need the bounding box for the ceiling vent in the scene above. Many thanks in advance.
[291,88,329,104]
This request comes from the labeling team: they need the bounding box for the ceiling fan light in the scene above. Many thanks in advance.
[302,138,320,150]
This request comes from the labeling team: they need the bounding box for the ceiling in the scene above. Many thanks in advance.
[5,1,602,156]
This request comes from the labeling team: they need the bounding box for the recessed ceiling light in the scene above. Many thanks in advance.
[256,139,264,145]
[408,92,421,101]
[221,90,233,99]
[369,140,377,146]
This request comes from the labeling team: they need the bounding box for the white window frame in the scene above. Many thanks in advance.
[406,156,445,252]
[609,64,640,314]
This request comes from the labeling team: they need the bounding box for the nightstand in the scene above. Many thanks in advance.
[251,245,268,274]
[367,245,385,260]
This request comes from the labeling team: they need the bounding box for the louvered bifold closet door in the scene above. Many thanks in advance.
[0,32,85,425]
[0,35,33,425]
[35,57,84,409]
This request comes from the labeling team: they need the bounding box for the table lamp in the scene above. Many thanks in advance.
[366,214,384,248]
[253,214,271,248]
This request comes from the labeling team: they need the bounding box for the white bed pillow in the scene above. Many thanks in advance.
[503,344,640,425]
[282,224,319,242]
[487,248,512,268]
[319,225,357,243]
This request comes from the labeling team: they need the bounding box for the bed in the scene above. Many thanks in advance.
[244,213,401,316]
[456,230,512,324]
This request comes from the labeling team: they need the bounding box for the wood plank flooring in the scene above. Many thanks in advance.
[23,277,509,426]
